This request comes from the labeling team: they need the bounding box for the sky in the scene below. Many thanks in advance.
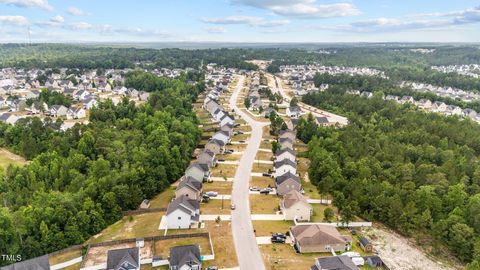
[0,0,479,43]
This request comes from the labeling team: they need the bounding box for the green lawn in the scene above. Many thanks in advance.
[0,148,28,169]
[149,186,176,208]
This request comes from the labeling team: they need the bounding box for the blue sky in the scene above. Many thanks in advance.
[0,0,479,43]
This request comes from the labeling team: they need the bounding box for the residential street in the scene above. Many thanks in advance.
[229,75,268,270]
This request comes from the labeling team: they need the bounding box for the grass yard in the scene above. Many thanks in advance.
[59,263,81,270]
[226,144,247,152]
[203,181,233,194]
[232,133,250,141]
[236,125,252,132]
[251,162,273,174]
[49,249,82,265]
[252,220,294,236]
[201,199,232,215]
[255,150,273,161]
[87,212,164,244]
[211,163,238,178]
[250,176,274,188]
[154,236,212,258]
[260,140,272,150]
[203,221,238,268]
[216,153,241,161]
[149,186,176,208]
[250,195,280,214]
[260,244,319,270]
[301,179,322,200]
[262,126,276,140]
[0,148,28,169]
[311,204,338,222]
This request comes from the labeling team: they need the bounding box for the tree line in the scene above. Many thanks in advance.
[298,91,480,266]
[0,72,203,265]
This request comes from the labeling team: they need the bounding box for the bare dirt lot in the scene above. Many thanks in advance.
[84,241,153,267]
[367,226,462,270]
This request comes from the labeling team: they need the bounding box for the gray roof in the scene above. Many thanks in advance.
[177,176,203,192]
[0,255,50,270]
[275,171,300,185]
[275,148,296,157]
[314,255,358,270]
[274,159,297,169]
[167,195,200,215]
[359,236,370,247]
[278,137,293,145]
[186,162,209,173]
[106,247,139,270]
[169,245,201,268]
[316,116,329,124]
[207,138,225,147]
[0,113,12,121]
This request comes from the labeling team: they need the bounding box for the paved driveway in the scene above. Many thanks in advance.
[230,75,268,270]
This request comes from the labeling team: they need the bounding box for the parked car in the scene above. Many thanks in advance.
[250,186,260,191]
[206,267,218,270]
[230,203,236,210]
[260,189,270,195]
[224,149,234,154]
[262,173,273,177]
[272,233,286,239]
[205,191,218,197]
[271,236,286,243]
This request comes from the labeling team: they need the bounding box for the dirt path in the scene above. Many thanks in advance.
[0,148,27,162]
[367,226,460,270]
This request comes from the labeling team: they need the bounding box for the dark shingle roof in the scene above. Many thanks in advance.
[169,245,201,268]
[0,255,50,270]
[274,159,297,169]
[167,195,200,215]
[177,176,203,192]
[314,255,358,270]
[275,171,300,185]
[106,247,139,270]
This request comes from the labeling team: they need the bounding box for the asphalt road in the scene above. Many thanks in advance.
[229,75,268,270]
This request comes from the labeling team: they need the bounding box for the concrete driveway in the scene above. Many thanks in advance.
[230,75,268,270]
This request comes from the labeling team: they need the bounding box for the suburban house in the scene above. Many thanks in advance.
[274,159,297,177]
[279,129,296,141]
[212,108,225,122]
[290,224,352,253]
[166,195,200,229]
[360,91,373,98]
[219,114,235,127]
[204,99,220,114]
[205,139,225,155]
[462,108,477,119]
[275,148,297,163]
[399,96,415,104]
[280,190,312,221]
[384,95,399,101]
[310,255,359,270]
[359,237,373,252]
[49,105,68,117]
[212,130,231,145]
[278,137,294,150]
[432,101,448,113]
[0,254,50,270]
[197,149,217,168]
[83,97,98,109]
[175,176,203,201]
[168,245,202,270]
[220,123,234,137]
[275,171,302,195]
[263,107,276,118]
[416,99,432,109]
[316,116,330,127]
[66,107,86,119]
[0,113,19,125]
[446,105,462,116]
[29,101,47,114]
[185,162,210,182]
[106,247,140,270]
[73,90,90,101]
[286,106,302,118]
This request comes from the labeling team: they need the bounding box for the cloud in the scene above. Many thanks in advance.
[65,22,92,30]
[230,0,359,18]
[50,15,64,23]
[0,0,52,10]
[67,6,85,16]
[98,24,171,37]
[317,6,480,33]
[206,26,227,33]
[201,15,289,27]
[0,15,28,26]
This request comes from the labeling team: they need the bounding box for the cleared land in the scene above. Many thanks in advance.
[201,198,232,215]
[211,163,238,178]
[0,148,28,168]
[250,195,280,214]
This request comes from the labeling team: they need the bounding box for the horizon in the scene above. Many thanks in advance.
[0,0,479,43]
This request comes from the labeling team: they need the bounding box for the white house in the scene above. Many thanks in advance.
[281,190,312,221]
[275,148,297,163]
[274,159,297,177]
[166,195,200,229]
[67,107,87,119]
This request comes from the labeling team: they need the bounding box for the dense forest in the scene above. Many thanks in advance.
[0,72,203,265]
[298,92,480,266]
[313,73,480,111]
